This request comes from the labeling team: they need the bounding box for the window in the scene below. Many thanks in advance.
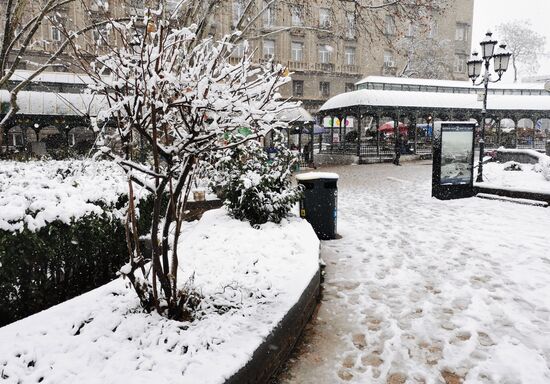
[455,23,468,41]
[51,26,61,42]
[454,54,466,73]
[262,1,275,27]
[383,50,395,67]
[406,22,416,38]
[291,41,304,61]
[345,83,355,93]
[232,41,245,58]
[384,15,396,35]
[319,8,331,28]
[232,0,245,26]
[428,21,438,38]
[346,12,356,39]
[263,39,275,59]
[291,6,303,27]
[293,80,304,97]
[92,27,108,45]
[320,81,330,98]
[318,44,331,64]
[344,47,356,65]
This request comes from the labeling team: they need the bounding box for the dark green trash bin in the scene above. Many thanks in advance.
[296,172,339,240]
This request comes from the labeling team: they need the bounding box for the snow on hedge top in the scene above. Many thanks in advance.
[0,160,135,232]
[0,208,320,384]
[496,147,550,161]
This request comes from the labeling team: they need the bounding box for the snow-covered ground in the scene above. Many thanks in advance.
[0,160,131,232]
[279,162,550,384]
[478,160,550,194]
[0,208,319,384]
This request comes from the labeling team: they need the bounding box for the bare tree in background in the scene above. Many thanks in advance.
[169,0,450,49]
[496,20,546,83]
[398,35,453,79]
[0,0,121,148]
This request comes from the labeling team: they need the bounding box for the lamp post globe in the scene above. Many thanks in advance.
[480,31,498,60]
[467,52,483,81]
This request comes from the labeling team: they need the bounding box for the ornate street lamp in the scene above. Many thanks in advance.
[467,31,511,182]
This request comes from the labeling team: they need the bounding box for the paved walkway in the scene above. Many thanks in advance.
[276,162,550,384]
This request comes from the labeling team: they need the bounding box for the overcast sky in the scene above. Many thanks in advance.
[472,0,550,83]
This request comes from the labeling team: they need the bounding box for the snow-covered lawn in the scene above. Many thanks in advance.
[0,209,319,384]
[0,160,132,232]
[280,162,550,384]
[478,160,550,194]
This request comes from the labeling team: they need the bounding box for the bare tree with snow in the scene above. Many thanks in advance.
[80,10,298,319]
[496,20,546,83]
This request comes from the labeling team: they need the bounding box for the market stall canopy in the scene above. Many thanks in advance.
[379,121,408,134]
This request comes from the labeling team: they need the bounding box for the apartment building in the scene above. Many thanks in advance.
[194,0,474,113]
[1,0,474,114]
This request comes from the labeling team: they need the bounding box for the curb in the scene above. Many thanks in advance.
[474,186,550,205]
[224,267,321,384]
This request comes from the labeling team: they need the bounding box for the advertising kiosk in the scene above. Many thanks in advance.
[432,121,476,200]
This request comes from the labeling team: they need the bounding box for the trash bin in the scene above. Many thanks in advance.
[296,172,338,240]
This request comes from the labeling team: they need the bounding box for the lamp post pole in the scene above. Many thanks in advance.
[478,59,490,183]
[467,31,511,183]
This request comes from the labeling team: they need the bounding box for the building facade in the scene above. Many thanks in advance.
[1,0,474,114]
[213,1,475,114]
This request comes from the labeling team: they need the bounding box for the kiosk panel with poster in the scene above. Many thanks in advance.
[432,121,476,200]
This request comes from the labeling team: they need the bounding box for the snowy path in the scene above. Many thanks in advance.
[277,162,550,384]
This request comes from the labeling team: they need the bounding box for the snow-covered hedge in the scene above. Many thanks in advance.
[0,160,133,232]
[0,209,319,384]
[0,160,150,326]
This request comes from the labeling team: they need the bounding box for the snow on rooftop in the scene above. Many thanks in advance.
[277,106,315,123]
[8,70,95,85]
[0,89,109,116]
[320,89,550,112]
[356,76,546,91]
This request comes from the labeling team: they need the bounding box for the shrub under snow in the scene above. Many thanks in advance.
[0,160,148,326]
[210,132,303,226]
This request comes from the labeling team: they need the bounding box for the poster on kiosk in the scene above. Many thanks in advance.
[432,121,476,200]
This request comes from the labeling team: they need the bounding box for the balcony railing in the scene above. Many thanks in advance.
[340,64,359,74]
[287,61,309,71]
[315,63,334,72]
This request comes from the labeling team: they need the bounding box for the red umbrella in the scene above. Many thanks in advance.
[378,121,408,135]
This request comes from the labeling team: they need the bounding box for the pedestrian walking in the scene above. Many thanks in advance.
[393,134,401,166]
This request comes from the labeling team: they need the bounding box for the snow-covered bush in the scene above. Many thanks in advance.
[84,13,298,319]
[540,157,550,181]
[503,161,523,171]
[0,160,148,326]
[210,131,302,226]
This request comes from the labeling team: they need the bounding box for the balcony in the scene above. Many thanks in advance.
[228,56,243,65]
[289,28,306,37]
[382,63,397,76]
[287,61,309,71]
[341,64,359,74]
[315,63,334,72]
